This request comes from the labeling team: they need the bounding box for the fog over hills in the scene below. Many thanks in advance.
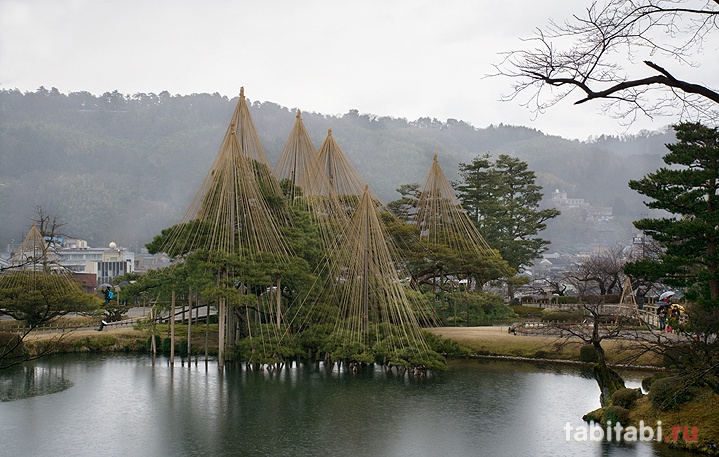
[0,88,675,254]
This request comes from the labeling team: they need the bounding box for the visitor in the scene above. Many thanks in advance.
[635,286,647,310]
[670,304,681,320]
[657,303,668,331]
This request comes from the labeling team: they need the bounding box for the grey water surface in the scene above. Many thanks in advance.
[0,355,695,457]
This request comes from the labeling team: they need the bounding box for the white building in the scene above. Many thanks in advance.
[551,189,613,221]
[56,240,135,284]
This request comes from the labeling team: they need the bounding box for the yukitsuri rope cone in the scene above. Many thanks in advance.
[0,223,94,331]
[315,128,368,215]
[273,110,349,249]
[159,88,291,259]
[8,222,56,269]
[413,154,512,287]
[416,153,492,250]
[273,109,319,202]
[285,185,444,373]
[152,89,293,368]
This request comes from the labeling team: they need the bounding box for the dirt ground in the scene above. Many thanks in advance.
[427,325,538,342]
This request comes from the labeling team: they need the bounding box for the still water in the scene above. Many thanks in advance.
[0,355,695,457]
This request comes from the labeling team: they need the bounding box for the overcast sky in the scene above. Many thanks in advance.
[0,0,703,140]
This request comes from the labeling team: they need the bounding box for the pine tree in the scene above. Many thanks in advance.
[627,122,719,304]
[455,154,560,271]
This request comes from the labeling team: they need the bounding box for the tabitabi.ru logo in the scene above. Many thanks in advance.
[564,421,698,443]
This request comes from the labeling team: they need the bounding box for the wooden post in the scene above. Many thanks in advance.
[170,290,176,367]
[276,277,282,329]
[195,294,200,326]
[218,297,225,370]
[187,287,192,365]
[204,299,209,364]
[228,303,236,350]
[150,307,157,355]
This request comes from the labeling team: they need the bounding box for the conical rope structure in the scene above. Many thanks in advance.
[273,111,350,249]
[274,110,319,201]
[416,153,493,252]
[149,89,294,367]
[168,113,292,259]
[413,153,513,287]
[316,128,368,215]
[8,223,56,269]
[284,186,443,371]
[0,223,93,330]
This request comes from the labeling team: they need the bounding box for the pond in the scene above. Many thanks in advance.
[0,355,695,456]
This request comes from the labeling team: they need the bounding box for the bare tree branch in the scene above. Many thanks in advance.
[494,0,719,125]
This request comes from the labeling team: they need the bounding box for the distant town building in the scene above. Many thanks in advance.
[1,227,169,291]
[551,189,613,221]
[551,189,589,208]
[55,240,135,285]
[73,272,98,294]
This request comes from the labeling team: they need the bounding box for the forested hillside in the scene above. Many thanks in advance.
[0,87,673,252]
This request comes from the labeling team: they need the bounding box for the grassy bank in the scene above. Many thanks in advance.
[21,324,220,357]
[426,326,663,367]
[630,389,719,454]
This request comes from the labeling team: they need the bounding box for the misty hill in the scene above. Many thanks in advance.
[0,87,674,253]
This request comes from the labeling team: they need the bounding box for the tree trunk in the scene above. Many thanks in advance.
[276,277,281,329]
[150,307,157,355]
[592,340,624,407]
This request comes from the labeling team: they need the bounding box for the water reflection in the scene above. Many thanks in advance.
[0,355,697,457]
[0,364,73,401]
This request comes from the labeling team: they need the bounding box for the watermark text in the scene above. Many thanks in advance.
[564,421,698,443]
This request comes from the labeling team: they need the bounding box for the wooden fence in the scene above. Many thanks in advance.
[514,301,685,332]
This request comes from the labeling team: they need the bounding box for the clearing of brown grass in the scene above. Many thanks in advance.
[426,326,662,366]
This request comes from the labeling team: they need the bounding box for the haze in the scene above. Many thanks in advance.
[0,0,690,140]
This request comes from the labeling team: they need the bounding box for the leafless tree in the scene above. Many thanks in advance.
[0,207,66,273]
[33,206,65,240]
[540,274,569,296]
[565,245,627,295]
[495,0,719,126]
[558,298,631,406]
[0,207,84,370]
[623,305,719,398]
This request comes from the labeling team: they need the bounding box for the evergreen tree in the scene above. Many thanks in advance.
[455,154,560,271]
[625,122,719,396]
[627,122,719,304]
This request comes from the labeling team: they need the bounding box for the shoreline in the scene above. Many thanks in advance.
[20,324,665,370]
[469,353,665,372]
